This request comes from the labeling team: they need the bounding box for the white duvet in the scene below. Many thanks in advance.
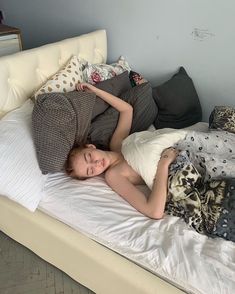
[121,129,187,189]
[39,171,235,294]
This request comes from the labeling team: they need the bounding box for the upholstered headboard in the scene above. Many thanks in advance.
[0,29,107,118]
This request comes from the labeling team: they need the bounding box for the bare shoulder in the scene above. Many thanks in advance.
[105,159,144,185]
[105,160,126,181]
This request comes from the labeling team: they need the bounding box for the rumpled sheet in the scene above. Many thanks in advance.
[39,172,235,294]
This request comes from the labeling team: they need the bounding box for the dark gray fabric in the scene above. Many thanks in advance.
[88,107,119,150]
[32,91,96,174]
[121,82,158,133]
[91,71,132,120]
[88,82,158,150]
[152,67,202,129]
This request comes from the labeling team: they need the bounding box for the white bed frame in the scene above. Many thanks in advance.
[0,30,183,294]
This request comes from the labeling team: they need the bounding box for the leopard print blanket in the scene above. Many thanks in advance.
[166,151,235,242]
[209,106,235,134]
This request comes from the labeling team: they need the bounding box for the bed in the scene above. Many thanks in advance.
[0,30,234,294]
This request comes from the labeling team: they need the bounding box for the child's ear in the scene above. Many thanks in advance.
[85,144,96,149]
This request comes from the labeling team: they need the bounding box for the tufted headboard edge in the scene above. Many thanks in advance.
[0,29,107,118]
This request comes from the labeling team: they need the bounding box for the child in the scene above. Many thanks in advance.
[66,82,178,219]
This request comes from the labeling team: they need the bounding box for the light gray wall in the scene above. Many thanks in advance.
[1,0,235,121]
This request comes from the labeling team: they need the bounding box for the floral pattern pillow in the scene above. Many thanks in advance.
[129,70,148,87]
[33,56,86,99]
[83,56,131,85]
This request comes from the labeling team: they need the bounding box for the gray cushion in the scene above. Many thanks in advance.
[91,71,132,120]
[88,82,158,150]
[32,91,96,174]
[121,82,158,133]
[152,67,202,129]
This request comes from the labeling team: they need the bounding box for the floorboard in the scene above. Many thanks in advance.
[0,231,95,294]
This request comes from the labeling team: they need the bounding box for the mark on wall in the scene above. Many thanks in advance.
[191,28,215,41]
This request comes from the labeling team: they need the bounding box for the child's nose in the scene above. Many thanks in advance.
[94,160,101,167]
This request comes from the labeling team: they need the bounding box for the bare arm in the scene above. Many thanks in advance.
[105,148,179,219]
[77,82,133,152]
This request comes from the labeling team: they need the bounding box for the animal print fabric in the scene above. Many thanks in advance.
[210,178,235,242]
[166,150,235,242]
[167,130,235,241]
[209,106,235,134]
[174,130,235,181]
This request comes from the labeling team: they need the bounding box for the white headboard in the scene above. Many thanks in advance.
[0,29,107,118]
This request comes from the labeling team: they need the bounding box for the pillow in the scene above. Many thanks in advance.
[88,82,158,150]
[152,67,202,129]
[32,91,96,174]
[0,100,47,211]
[33,56,86,99]
[83,56,131,85]
[129,70,148,87]
[91,71,132,120]
[209,106,235,134]
[121,129,187,189]
[121,82,158,133]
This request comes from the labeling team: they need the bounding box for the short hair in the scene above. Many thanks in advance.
[65,146,87,180]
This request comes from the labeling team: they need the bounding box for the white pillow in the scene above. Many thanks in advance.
[0,100,47,211]
[121,129,187,189]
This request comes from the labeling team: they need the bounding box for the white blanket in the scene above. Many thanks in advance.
[121,129,187,189]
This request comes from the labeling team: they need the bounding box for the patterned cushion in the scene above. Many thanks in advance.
[83,56,131,85]
[129,70,148,87]
[33,56,86,99]
[88,82,158,150]
[209,106,235,134]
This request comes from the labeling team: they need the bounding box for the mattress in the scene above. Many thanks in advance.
[39,171,235,294]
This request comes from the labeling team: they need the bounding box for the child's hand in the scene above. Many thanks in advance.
[159,147,179,166]
[76,82,94,92]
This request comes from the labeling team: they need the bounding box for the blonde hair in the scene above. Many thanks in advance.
[65,146,87,180]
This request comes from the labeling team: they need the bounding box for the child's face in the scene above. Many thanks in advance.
[71,145,110,178]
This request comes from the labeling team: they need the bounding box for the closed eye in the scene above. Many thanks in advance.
[85,153,93,176]
[84,153,92,163]
[88,167,93,176]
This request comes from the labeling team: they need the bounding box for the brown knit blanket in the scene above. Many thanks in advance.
[32,91,96,174]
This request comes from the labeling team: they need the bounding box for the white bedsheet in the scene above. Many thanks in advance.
[39,172,235,294]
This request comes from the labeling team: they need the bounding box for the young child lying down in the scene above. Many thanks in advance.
[66,82,235,242]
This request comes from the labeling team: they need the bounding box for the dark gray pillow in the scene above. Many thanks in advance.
[91,71,132,120]
[121,82,158,133]
[152,67,202,129]
[88,82,158,150]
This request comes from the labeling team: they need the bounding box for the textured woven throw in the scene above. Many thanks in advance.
[32,91,96,174]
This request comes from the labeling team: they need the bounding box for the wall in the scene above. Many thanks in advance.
[1,0,235,121]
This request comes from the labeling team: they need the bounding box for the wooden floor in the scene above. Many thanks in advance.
[0,231,95,294]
